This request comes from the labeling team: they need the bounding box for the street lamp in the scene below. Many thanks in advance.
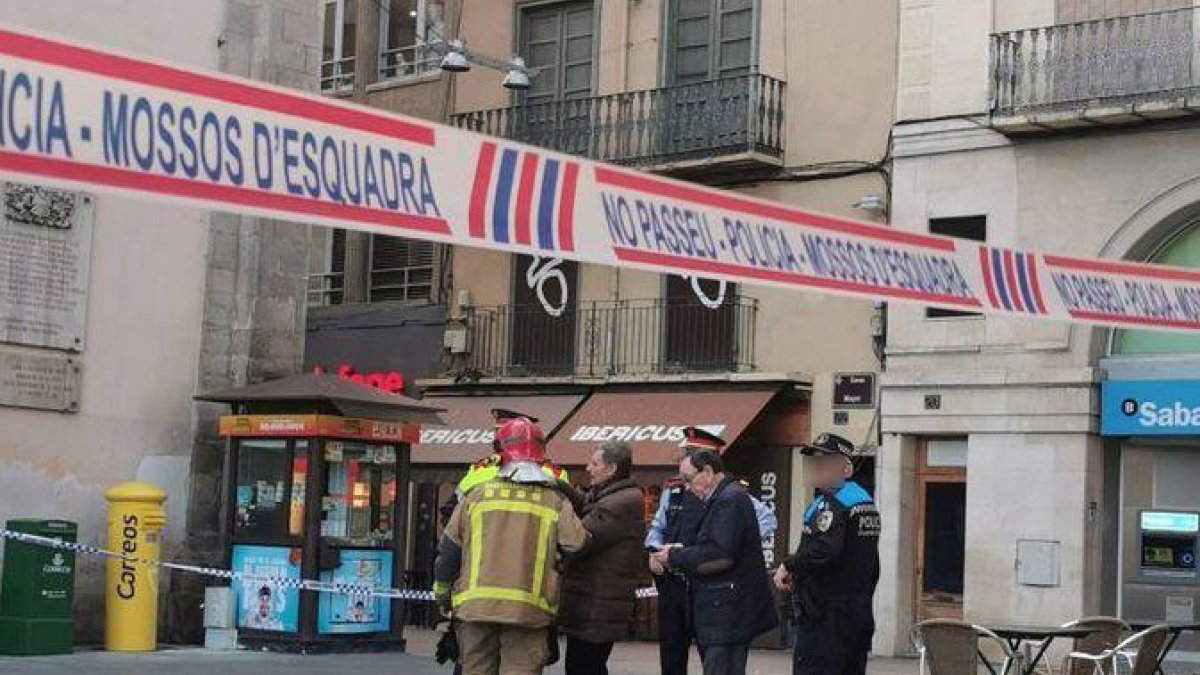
[500,57,532,91]
[431,29,537,91]
[438,40,470,73]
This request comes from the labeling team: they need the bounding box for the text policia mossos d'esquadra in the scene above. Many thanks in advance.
[5,23,1200,333]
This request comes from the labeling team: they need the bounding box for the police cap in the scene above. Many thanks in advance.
[679,426,726,451]
[801,432,855,458]
[491,408,539,424]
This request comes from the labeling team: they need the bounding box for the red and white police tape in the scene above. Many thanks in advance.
[0,23,1198,333]
[0,526,660,601]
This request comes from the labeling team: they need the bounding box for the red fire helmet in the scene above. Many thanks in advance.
[494,416,547,464]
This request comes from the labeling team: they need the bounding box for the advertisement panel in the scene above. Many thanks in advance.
[317,549,394,634]
[230,544,301,633]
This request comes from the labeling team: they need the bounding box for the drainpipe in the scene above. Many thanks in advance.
[612,0,632,304]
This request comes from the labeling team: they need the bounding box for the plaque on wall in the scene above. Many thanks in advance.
[0,346,81,412]
[0,183,95,351]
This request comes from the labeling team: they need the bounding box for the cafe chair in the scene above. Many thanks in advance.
[1062,623,1170,675]
[1031,616,1130,675]
[913,618,1018,675]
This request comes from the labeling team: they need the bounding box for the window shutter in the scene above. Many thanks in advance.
[369,235,434,302]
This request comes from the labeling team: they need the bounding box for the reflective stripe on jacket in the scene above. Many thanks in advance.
[456,458,571,496]
[443,477,588,627]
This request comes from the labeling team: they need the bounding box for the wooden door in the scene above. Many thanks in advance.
[914,439,967,621]
[517,1,595,154]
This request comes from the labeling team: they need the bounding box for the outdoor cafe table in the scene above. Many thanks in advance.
[1126,619,1200,675]
[983,624,1097,675]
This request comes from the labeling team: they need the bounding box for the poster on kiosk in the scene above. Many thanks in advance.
[231,545,301,633]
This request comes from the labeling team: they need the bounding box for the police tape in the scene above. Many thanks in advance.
[0,527,661,601]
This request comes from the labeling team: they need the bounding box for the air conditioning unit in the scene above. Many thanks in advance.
[444,328,469,354]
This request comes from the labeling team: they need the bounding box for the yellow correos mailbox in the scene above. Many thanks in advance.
[104,482,166,652]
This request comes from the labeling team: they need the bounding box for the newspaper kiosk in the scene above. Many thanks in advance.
[198,374,443,653]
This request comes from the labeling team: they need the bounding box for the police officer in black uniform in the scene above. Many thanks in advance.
[775,433,881,675]
[645,427,722,675]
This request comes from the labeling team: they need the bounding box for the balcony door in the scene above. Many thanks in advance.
[663,276,737,372]
[665,0,757,157]
[508,255,578,376]
[516,1,595,155]
[668,0,755,84]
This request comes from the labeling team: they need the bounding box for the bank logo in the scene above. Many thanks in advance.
[1128,399,1200,428]
[1122,398,1139,416]
[978,246,1048,315]
[469,142,579,253]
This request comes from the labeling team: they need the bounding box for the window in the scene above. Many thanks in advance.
[368,235,434,302]
[519,2,595,104]
[322,0,358,92]
[1112,223,1200,354]
[308,229,346,307]
[307,230,435,307]
[233,440,308,542]
[321,441,398,547]
[926,216,986,319]
[668,0,756,85]
[378,0,445,81]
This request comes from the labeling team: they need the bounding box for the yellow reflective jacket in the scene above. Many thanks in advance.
[442,477,588,627]
[456,455,570,495]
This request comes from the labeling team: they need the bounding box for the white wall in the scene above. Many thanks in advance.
[0,0,222,571]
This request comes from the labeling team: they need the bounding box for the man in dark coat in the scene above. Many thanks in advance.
[653,450,778,675]
[775,433,880,675]
[559,441,648,675]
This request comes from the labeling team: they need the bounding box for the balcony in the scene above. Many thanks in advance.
[448,297,759,380]
[450,74,785,176]
[320,56,356,93]
[991,8,1200,132]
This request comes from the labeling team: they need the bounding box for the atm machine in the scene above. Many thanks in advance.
[1139,511,1199,580]
[1124,510,1200,649]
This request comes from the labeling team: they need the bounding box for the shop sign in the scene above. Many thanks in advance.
[419,426,494,446]
[1102,380,1200,435]
[725,448,792,573]
[313,364,405,394]
[567,424,726,445]
[9,24,1200,334]
[219,414,420,443]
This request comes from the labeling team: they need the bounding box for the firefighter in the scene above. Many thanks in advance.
[438,409,575,525]
[433,415,589,675]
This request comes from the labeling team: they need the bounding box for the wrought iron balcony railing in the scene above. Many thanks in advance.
[379,42,443,82]
[450,74,785,169]
[320,56,356,93]
[450,297,758,379]
[992,8,1199,118]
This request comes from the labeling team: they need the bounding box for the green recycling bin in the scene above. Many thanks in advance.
[0,519,77,655]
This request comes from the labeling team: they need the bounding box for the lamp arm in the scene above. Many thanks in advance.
[426,25,539,77]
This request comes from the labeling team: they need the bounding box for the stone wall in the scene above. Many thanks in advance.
[168,0,318,644]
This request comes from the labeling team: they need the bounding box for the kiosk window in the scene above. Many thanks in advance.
[235,440,306,541]
[322,441,397,547]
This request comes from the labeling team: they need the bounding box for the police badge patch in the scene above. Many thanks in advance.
[817,509,834,533]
